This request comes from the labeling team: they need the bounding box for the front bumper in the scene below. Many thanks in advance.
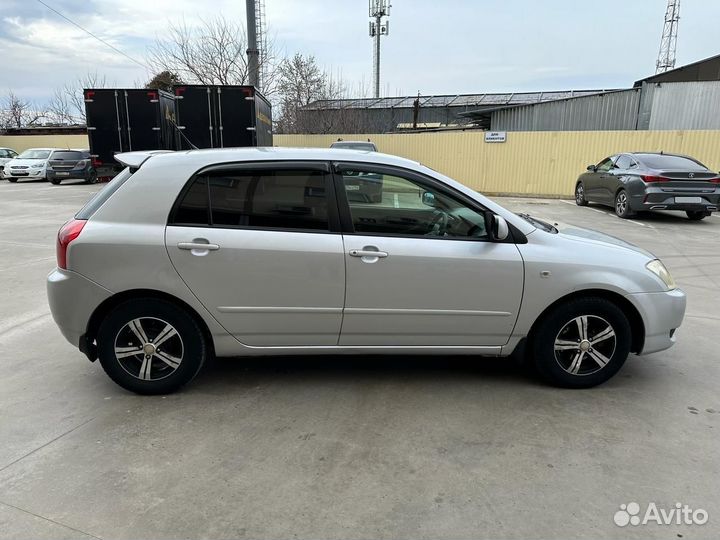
[6,171,46,180]
[626,288,686,355]
[47,268,112,350]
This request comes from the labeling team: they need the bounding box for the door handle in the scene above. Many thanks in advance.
[349,249,388,258]
[177,242,220,251]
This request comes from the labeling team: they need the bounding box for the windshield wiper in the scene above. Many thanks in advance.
[517,212,558,234]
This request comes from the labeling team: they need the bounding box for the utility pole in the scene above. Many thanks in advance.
[246,0,259,88]
[369,1,391,98]
[656,0,680,73]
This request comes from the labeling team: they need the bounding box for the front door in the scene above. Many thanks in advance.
[587,155,617,204]
[335,164,524,347]
[166,162,345,347]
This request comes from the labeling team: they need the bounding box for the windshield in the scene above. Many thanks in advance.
[52,151,86,160]
[517,212,558,233]
[331,143,375,151]
[17,149,51,159]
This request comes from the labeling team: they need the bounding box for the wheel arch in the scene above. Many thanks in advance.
[83,289,215,361]
[527,288,645,354]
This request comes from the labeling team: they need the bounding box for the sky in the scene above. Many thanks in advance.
[2,0,720,106]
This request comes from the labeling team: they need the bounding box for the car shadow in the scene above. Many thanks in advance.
[191,353,540,391]
[585,204,716,225]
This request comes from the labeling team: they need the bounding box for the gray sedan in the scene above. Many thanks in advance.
[575,152,720,220]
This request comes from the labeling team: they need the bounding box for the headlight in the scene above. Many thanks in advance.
[33,163,45,169]
[646,259,676,290]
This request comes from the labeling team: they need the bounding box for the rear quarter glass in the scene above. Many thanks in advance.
[76,167,133,220]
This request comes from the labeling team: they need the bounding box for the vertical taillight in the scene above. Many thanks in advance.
[56,219,86,270]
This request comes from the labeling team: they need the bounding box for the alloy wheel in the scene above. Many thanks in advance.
[615,192,628,216]
[113,317,184,381]
[554,315,617,376]
[575,184,584,204]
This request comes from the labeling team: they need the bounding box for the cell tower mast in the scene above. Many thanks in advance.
[656,0,680,74]
[245,0,267,89]
[369,1,391,98]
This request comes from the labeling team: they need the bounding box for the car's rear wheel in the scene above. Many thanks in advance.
[686,211,708,221]
[7,178,17,183]
[531,297,631,388]
[50,178,61,185]
[85,172,98,184]
[575,183,588,206]
[614,189,634,219]
[97,298,208,394]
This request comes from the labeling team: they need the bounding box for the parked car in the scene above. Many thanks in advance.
[0,147,18,179]
[47,148,686,395]
[575,152,720,220]
[47,150,98,184]
[330,139,378,152]
[3,148,57,182]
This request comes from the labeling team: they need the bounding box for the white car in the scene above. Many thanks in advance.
[0,147,18,179]
[4,148,58,182]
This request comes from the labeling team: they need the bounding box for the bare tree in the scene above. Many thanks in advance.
[48,72,108,124]
[148,17,279,97]
[0,91,45,129]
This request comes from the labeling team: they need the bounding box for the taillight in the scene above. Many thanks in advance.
[56,219,86,270]
[710,177,720,184]
[91,157,102,168]
[641,175,670,183]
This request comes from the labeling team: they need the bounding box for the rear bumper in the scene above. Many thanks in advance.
[626,288,686,355]
[47,268,112,351]
[630,189,719,212]
[47,169,92,181]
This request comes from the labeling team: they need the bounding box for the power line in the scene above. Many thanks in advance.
[34,0,148,70]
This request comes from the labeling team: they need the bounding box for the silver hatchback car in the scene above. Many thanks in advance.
[47,148,686,394]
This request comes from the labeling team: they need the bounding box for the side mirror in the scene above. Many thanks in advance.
[421,191,437,207]
[587,164,596,171]
[492,215,509,241]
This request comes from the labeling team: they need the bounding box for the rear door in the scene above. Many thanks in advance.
[217,86,255,147]
[335,163,524,347]
[175,86,214,149]
[125,90,162,152]
[166,161,345,347]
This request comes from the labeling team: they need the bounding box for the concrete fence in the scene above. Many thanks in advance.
[2,130,719,197]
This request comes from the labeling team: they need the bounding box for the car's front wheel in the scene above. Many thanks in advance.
[97,298,208,394]
[531,297,631,388]
[614,189,634,219]
[686,211,708,221]
[7,178,17,183]
[575,183,588,206]
[50,178,61,185]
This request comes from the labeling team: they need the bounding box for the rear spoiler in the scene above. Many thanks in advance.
[114,150,174,169]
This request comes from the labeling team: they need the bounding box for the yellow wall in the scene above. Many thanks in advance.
[276,131,720,197]
[3,130,719,197]
[0,135,90,153]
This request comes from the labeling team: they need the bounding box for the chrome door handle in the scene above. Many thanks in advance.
[349,249,388,258]
[177,242,220,251]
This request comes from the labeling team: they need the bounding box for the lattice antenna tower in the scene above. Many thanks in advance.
[656,0,680,73]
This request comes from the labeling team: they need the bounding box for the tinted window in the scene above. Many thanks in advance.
[0,150,9,158]
[51,151,85,160]
[173,177,209,225]
[636,154,708,171]
[614,155,636,169]
[172,169,330,231]
[76,168,133,219]
[341,168,488,239]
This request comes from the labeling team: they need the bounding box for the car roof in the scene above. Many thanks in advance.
[20,147,60,152]
[332,141,375,145]
[117,147,416,170]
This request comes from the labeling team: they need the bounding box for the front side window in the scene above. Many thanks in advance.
[340,167,489,239]
[171,168,330,231]
[596,156,616,172]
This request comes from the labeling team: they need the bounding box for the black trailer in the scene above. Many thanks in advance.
[84,88,176,175]
[173,85,272,150]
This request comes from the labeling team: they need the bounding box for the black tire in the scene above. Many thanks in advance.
[97,298,208,394]
[575,182,588,206]
[686,211,708,221]
[7,178,17,183]
[614,189,634,219]
[531,297,631,388]
[50,178,61,185]
[85,172,98,184]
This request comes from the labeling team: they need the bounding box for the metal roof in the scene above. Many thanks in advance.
[303,90,618,111]
[634,53,720,87]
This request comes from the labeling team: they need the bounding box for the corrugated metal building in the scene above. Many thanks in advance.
[297,90,610,134]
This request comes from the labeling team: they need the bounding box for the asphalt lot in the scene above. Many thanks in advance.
[1,178,719,539]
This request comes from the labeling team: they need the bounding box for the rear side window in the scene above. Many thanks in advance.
[76,168,133,219]
[170,168,330,231]
[614,155,636,169]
